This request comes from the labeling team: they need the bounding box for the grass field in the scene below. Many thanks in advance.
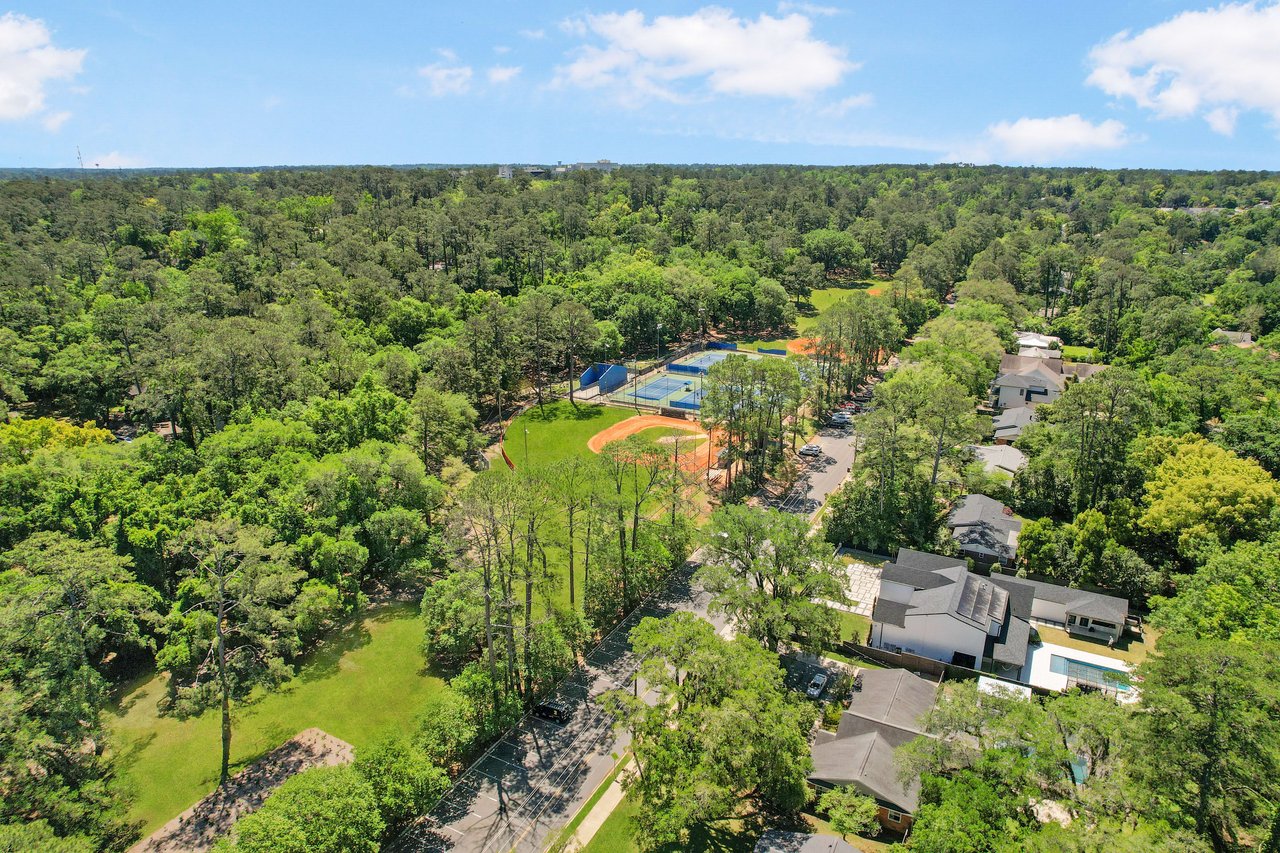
[1060,344,1101,362]
[1033,623,1155,666]
[633,425,707,453]
[507,400,636,466]
[796,283,879,334]
[111,602,440,835]
[581,791,758,853]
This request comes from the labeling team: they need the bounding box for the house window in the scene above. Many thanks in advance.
[1078,617,1091,627]
[1091,620,1116,631]
[1067,615,1076,626]
[886,809,904,823]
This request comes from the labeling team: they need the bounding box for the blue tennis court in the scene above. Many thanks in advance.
[627,375,694,401]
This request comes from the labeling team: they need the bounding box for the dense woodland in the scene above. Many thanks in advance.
[2,164,1280,852]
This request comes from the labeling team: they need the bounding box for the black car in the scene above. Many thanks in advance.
[533,698,572,724]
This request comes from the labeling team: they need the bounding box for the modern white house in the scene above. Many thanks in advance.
[991,354,1103,410]
[869,549,1130,680]
[1015,331,1063,350]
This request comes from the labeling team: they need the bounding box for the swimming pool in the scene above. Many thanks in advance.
[1049,654,1131,692]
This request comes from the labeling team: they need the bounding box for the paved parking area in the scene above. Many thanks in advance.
[390,566,722,853]
[779,652,844,702]
[768,426,858,517]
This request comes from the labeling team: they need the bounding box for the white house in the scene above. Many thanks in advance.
[991,354,1103,410]
[869,549,1130,678]
[1015,331,1062,350]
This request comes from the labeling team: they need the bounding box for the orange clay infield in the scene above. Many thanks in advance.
[587,414,724,474]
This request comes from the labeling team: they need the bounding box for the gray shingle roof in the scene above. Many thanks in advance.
[754,830,856,853]
[995,574,1129,624]
[810,669,939,813]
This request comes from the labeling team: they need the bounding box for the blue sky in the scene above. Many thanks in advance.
[3,1,1279,169]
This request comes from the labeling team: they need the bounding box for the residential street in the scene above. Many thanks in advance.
[770,424,860,518]
[390,564,728,853]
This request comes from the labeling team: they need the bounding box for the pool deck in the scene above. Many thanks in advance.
[1025,641,1138,703]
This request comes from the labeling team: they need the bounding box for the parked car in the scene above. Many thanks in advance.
[830,412,853,426]
[533,699,572,724]
[799,443,822,458]
[806,673,829,698]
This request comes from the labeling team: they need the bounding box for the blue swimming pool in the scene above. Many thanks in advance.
[1049,654,1131,692]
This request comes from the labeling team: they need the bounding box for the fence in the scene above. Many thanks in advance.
[579,362,628,394]
[706,341,738,350]
[839,642,1053,695]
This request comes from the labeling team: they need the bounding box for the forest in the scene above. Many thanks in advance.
[1,162,1279,852]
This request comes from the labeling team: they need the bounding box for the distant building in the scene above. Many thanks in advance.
[968,444,1028,477]
[992,406,1035,444]
[1211,328,1255,347]
[572,159,620,172]
[497,165,549,180]
[1015,331,1062,350]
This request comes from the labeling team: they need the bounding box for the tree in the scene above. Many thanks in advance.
[0,532,156,848]
[353,733,448,836]
[158,519,335,785]
[818,786,880,840]
[1133,635,1280,849]
[1150,538,1280,642]
[603,614,815,848]
[217,766,383,853]
[1139,437,1280,563]
[698,505,846,653]
[408,382,479,474]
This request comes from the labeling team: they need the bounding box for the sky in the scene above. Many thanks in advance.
[2,1,1280,169]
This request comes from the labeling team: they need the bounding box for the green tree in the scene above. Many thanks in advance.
[698,505,845,652]
[353,733,448,835]
[818,786,880,840]
[218,765,383,853]
[158,519,335,785]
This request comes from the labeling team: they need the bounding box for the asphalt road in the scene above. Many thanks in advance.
[390,564,726,853]
[771,424,860,518]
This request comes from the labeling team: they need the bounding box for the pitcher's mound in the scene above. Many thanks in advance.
[587,415,722,473]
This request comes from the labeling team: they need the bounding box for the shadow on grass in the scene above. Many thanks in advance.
[522,403,611,423]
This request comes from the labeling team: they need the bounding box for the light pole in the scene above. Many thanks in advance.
[523,427,529,465]
[655,322,663,363]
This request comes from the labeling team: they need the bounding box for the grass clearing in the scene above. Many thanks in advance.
[111,602,440,835]
[838,610,871,644]
[796,284,878,334]
[508,400,637,466]
[1033,622,1155,666]
[1060,345,1101,362]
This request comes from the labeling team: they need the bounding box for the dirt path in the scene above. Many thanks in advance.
[586,414,723,474]
[128,728,355,853]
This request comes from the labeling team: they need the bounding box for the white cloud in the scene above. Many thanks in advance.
[0,13,85,122]
[961,114,1131,164]
[820,93,874,116]
[1087,2,1280,135]
[493,45,511,55]
[554,7,856,104]
[777,1,840,16]
[418,58,473,96]
[487,65,522,84]
[89,151,146,169]
[41,109,70,131]
[520,28,546,40]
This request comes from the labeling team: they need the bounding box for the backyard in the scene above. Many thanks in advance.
[110,602,440,835]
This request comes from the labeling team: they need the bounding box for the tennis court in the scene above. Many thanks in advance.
[614,374,703,408]
[668,351,734,375]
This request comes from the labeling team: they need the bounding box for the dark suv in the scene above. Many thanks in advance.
[533,699,572,724]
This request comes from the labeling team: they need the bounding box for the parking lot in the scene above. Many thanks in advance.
[779,651,847,702]
[767,425,860,517]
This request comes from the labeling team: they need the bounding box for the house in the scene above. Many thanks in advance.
[1015,331,1062,350]
[870,549,1031,678]
[869,550,1131,677]
[754,831,856,853]
[1211,328,1255,348]
[999,574,1130,643]
[968,444,1028,477]
[1018,345,1061,360]
[809,668,939,834]
[572,159,620,172]
[947,494,1022,567]
[992,354,1102,410]
[992,406,1035,444]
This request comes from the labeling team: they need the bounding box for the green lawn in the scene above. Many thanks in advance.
[838,610,871,644]
[1033,622,1155,666]
[111,602,441,835]
[1060,344,1101,362]
[508,400,636,466]
[796,284,879,334]
[581,790,758,853]
[633,425,707,453]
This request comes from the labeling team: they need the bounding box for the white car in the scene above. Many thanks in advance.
[806,673,829,698]
[830,412,853,426]
[799,443,822,458]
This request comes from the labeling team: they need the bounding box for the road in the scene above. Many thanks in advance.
[390,565,727,853]
[770,424,860,518]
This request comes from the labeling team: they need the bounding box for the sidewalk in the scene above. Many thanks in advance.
[565,759,634,852]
